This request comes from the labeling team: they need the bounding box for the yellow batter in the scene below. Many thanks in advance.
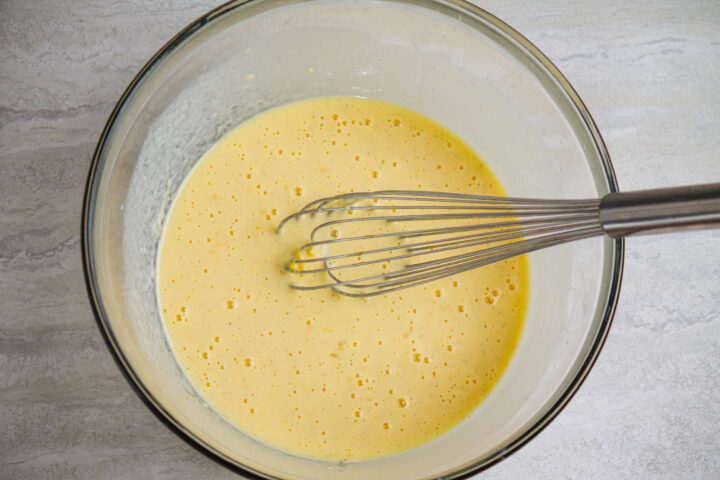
[158,97,528,461]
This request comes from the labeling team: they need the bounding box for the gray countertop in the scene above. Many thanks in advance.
[2,0,719,478]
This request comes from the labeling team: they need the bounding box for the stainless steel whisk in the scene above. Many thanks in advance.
[278,183,720,297]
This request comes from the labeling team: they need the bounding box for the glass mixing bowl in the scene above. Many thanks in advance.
[82,0,623,478]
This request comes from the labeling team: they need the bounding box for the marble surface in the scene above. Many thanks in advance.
[1,0,719,478]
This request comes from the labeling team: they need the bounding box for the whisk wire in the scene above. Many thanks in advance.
[280,190,606,296]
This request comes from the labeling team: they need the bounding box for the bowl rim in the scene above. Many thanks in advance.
[81,0,624,478]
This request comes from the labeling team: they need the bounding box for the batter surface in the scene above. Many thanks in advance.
[158,97,528,461]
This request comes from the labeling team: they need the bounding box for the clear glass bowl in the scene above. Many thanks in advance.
[82,0,623,478]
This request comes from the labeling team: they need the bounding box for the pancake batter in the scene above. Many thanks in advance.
[158,97,528,461]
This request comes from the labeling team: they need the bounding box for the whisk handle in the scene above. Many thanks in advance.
[599,182,720,237]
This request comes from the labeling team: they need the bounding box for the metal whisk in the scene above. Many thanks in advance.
[278,183,720,297]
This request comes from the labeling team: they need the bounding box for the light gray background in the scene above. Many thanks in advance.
[1,0,719,478]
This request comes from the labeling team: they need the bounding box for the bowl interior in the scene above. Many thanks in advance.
[86,0,620,479]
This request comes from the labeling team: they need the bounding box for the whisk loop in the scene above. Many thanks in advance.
[277,190,606,297]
